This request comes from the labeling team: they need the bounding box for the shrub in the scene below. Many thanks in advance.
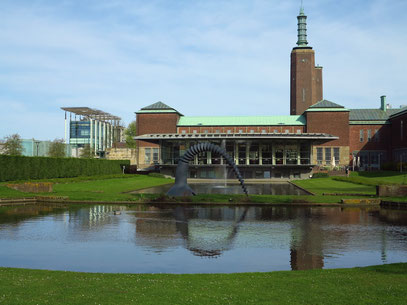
[0,155,130,182]
[148,172,166,179]
[311,173,329,178]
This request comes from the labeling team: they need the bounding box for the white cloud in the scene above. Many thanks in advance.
[0,0,406,139]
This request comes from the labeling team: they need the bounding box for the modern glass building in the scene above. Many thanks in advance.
[61,107,124,157]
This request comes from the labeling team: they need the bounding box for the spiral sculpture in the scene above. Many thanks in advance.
[167,143,248,197]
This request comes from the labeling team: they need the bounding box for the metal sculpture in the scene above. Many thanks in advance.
[167,143,248,197]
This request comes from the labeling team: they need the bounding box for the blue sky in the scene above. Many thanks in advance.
[0,0,406,140]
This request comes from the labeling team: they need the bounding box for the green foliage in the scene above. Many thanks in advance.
[0,155,130,182]
[124,120,137,148]
[0,263,406,305]
[80,144,94,158]
[48,139,66,158]
[311,172,329,178]
[2,134,23,156]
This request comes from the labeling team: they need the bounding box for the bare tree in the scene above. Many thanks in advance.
[3,134,23,156]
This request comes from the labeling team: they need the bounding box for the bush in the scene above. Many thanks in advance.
[0,155,130,182]
[311,173,329,178]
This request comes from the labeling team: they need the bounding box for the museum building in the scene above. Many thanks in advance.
[135,8,407,179]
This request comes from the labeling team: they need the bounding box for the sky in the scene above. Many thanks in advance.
[0,0,406,140]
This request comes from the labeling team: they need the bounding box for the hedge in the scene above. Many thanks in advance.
[0,155,130,182]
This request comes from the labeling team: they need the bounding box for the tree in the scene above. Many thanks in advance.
[48,139,66,158]
[3,134,23,156]
[80,144,94,158]
[124,121,137,148]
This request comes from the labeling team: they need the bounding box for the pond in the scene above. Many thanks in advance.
[133,182,309,195]
[0,204,406,273]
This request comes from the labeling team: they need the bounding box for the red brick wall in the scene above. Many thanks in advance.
[290,48,323,115]
[349,124,391,154]
[389,113,407,150]
[136,113,180,147]
[306,111,349,146]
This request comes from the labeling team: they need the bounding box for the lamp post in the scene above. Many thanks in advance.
[34,140,40,156]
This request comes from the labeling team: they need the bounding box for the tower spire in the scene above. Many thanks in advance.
[296,3,308,47]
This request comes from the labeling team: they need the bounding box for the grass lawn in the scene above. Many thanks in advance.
[333,171,407,186]
[292,177,377,195]
[0,175,173,201]
[0,263,405,305]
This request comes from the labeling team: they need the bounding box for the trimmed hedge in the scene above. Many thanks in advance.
[0,155,130,182]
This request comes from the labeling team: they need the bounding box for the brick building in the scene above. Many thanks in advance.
[135,8,407,179]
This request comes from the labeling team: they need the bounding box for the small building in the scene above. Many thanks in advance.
[61,107,124,157]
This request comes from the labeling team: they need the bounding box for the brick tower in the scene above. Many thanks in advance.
[290,6,323,115]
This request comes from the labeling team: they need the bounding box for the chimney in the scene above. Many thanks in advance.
[380,95,386,111]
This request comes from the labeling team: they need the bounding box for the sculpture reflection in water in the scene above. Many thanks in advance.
[167,143,248,197]
[173,206,249,258]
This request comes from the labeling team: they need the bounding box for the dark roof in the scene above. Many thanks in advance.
[389,106,407,119]
[141,101,174,110]
[309,100,345,109]
[349,108,400,121]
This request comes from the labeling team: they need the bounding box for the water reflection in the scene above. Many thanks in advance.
[133,182,308,195]
[0,204,406,273]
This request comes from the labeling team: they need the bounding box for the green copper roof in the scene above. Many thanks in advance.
[389,106,407,119]
[141,101,173,110]
[349,108,400,121]
[309,100,345,109]
[177,115,306,126]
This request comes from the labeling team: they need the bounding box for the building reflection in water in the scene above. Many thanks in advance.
[1,204,407,272]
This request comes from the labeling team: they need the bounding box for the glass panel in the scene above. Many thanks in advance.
[238,143,246,165]
[316,147,323,164]
[152,148,159,163]
[249,142,259,165]
[300,143,310,164]
[145,148,151,164]
[333,148,340,165]
[325,147,331,165]
[285,149,297,165]
[261,143,272,165]
[275,149,284,165]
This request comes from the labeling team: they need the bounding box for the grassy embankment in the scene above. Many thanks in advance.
[0,171,406,204]
[0,263,406,305]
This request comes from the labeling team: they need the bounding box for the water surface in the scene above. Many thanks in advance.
[133,182,308,195]
[0,204,406,273]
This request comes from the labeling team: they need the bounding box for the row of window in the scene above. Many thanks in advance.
[316,147,340,165]
[359,129,380,142]
[145,148,159,164]
[181,129,303,134]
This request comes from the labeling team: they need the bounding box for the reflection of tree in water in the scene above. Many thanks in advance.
[173,206,249,258]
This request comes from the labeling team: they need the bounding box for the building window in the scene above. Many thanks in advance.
[204,130,208,134]
[274,129,278,133]
[374,129,379,142]
[250,130,255,134]
[367,129,371,141]
[145,148,151,163]
[215,129,220,133]
[227,130,232,134]
[239,129,243,134]
[285,129,289,133]
[296,129,301,134]
[153,148,159,163]
[193,130,197,134]
[181,130,186,134]
[325,147,332,165]
[359,130,364,142]
[316,147,323,164]
[333,147,340,165]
